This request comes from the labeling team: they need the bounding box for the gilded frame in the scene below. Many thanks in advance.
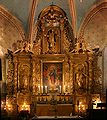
[41,60,64,93]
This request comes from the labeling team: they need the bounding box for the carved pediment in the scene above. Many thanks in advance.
[33,5,75,55]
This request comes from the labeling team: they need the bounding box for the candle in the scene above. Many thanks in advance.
[41,86,43,93]
[45,86,48,93]
[59,86,61,93]
[64,85,66,93]
[38,85,40,93]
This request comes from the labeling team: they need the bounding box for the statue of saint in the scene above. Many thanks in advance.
[76,65,86,90]
[47,29,57,53]
[19,67,29,91]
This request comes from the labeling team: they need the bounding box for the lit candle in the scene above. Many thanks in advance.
[64,85,66,93]
[41,86,43,93]
[59,86,61,93]
[45,86,48,93]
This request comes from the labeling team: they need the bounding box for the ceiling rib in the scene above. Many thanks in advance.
[68,0,77,38]
[28,0,39,42]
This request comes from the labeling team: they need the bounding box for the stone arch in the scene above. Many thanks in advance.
[78,1,107,50]
[0,5,25,54]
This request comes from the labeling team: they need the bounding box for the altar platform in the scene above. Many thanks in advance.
[31,116,85,120]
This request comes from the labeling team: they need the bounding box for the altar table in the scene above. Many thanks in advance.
[36,104,73,116]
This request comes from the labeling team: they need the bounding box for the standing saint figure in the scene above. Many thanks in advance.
[47,29,56,53]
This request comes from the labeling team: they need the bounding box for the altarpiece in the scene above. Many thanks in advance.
[5,5,102,117]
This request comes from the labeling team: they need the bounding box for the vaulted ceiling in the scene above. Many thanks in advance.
[0,0,101,32]
[0,0,107,56]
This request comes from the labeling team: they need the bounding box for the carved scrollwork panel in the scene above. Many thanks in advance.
[6,53,14,95]
[32,58,41,94]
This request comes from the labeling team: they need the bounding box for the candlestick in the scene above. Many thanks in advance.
[41,86,43,94]
[45,86,48,94]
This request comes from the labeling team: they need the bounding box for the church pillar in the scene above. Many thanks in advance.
[86,55,93,109]
[13,57,18,96]
[5,53,18,117]
[69,56,74,94]
[71,57,76,115]
[41,19,45,54]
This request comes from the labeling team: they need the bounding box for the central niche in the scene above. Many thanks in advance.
[45,28,61,54]
[40,6,63,54]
